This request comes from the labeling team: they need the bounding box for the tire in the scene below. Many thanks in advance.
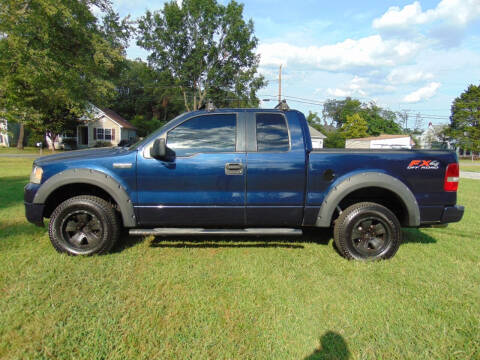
[333,202,401,260]
[49,195,120,255]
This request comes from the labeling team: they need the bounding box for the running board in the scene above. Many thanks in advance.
[129,228,303,237]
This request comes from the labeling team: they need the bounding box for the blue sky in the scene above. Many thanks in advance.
[110,0,480,127]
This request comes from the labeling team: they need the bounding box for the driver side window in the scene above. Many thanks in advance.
[167,114,237,157]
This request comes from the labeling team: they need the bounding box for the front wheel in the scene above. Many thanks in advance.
[49,195,120,255]
[333,202,401,260]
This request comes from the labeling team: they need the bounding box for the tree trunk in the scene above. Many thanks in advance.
[181,87,191,112]
[17,122,24,150]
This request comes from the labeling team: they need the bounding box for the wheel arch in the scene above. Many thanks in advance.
[315,172,420,228]
[33,169,137,227]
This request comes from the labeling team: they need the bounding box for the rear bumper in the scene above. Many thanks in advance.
[440,205,464,224]
[24,202,45,227]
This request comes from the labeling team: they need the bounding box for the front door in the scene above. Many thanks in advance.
[136,113,246,227]
[78,126,88,146]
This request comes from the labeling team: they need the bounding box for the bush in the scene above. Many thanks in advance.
[62,138,78,150]
[94,141,113,148]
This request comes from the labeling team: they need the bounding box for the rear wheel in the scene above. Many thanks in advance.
[49,195,120,255]
[333,202,401,260]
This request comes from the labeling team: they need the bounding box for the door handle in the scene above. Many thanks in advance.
[225,162,243,175]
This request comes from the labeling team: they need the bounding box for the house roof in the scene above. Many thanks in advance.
[347,134,411,141]
[308,126,327,139]
[100,108,137,130]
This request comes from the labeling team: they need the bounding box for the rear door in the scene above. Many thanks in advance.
[136,113,247,227]
[245,112,307,226]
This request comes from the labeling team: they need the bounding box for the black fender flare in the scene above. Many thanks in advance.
[33,169,137,227]
[315,172,420,227]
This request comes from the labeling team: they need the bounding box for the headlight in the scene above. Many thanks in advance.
[30,166,43,184]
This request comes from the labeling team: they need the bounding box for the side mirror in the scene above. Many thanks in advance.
[150,138,167,159]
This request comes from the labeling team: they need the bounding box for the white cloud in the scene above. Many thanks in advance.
[326,76,368,97]
[373,0,480,31]
[325,76,396,98]
[387,68,434,84]
[403,82,441,103]
[258,35,420,72]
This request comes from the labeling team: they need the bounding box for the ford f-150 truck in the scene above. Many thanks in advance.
[24,107,464,260]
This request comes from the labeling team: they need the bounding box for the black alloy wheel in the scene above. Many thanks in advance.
[49,195,120,255]
[333,202,401,260]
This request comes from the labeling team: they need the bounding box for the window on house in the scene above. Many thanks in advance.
[97,128,104,140]
[105,129,112,140]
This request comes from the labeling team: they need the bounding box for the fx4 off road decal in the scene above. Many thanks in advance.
[407,160,440,170]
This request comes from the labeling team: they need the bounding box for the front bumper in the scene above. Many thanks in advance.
[440,205,464,224]
[24,183,44,227]
[24,202,45,227]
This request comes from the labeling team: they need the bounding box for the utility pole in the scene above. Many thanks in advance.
[401,109,410,131]
[278,64,282,103]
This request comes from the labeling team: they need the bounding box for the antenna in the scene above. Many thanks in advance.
[275,99,290,111]
[205,100,216,112]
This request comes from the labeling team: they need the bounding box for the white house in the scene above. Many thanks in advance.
[346,134,414,149]
[0,119,9,147]
[419,122,452,149]
[49,105,137,149]
[308,126,326,149]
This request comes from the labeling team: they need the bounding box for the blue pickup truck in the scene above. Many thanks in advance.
[24,107,464,260]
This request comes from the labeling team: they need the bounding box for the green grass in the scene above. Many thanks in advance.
[461,165,480,173]
[0,159,479,359]
[0,146,42,154]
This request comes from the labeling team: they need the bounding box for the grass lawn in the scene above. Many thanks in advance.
[461,165,480,173]
[0,146,42,154]
[0,158,479,359]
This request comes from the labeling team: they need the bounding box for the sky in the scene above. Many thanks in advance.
[110,0,480,128]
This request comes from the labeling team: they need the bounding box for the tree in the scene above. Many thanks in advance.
[324,131,346,148]
[447,84,480,154]
[137,0,265,111]
[341,113,369,139]
[322,98,403,135]
[361,105,402,136]
[322,98,362,128]
[306,111,323,128]
[0,0,130,149]
[109,59,185,136]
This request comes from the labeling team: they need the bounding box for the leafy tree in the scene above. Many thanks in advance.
[361,104,402,136]
[447,84,480,154]
[306,111,322,126]
[0,0,130,149]
[137,0,265,111]
[324,131,346,148]
[109,59,185,136]
[322,98,362,128]
[341,113,369,139]
[322,98,403,136]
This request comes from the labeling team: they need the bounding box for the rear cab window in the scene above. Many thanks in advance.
[255,113,290,152]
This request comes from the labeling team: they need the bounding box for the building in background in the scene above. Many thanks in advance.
[419,122,452,149]
[346,134,414,149]
[47,105,137,150]
[0,119,9,147]
[308,126,326,149]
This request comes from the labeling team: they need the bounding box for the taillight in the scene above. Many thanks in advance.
[444,163,459,192]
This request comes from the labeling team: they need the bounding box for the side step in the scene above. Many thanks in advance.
[129,228,303,237]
